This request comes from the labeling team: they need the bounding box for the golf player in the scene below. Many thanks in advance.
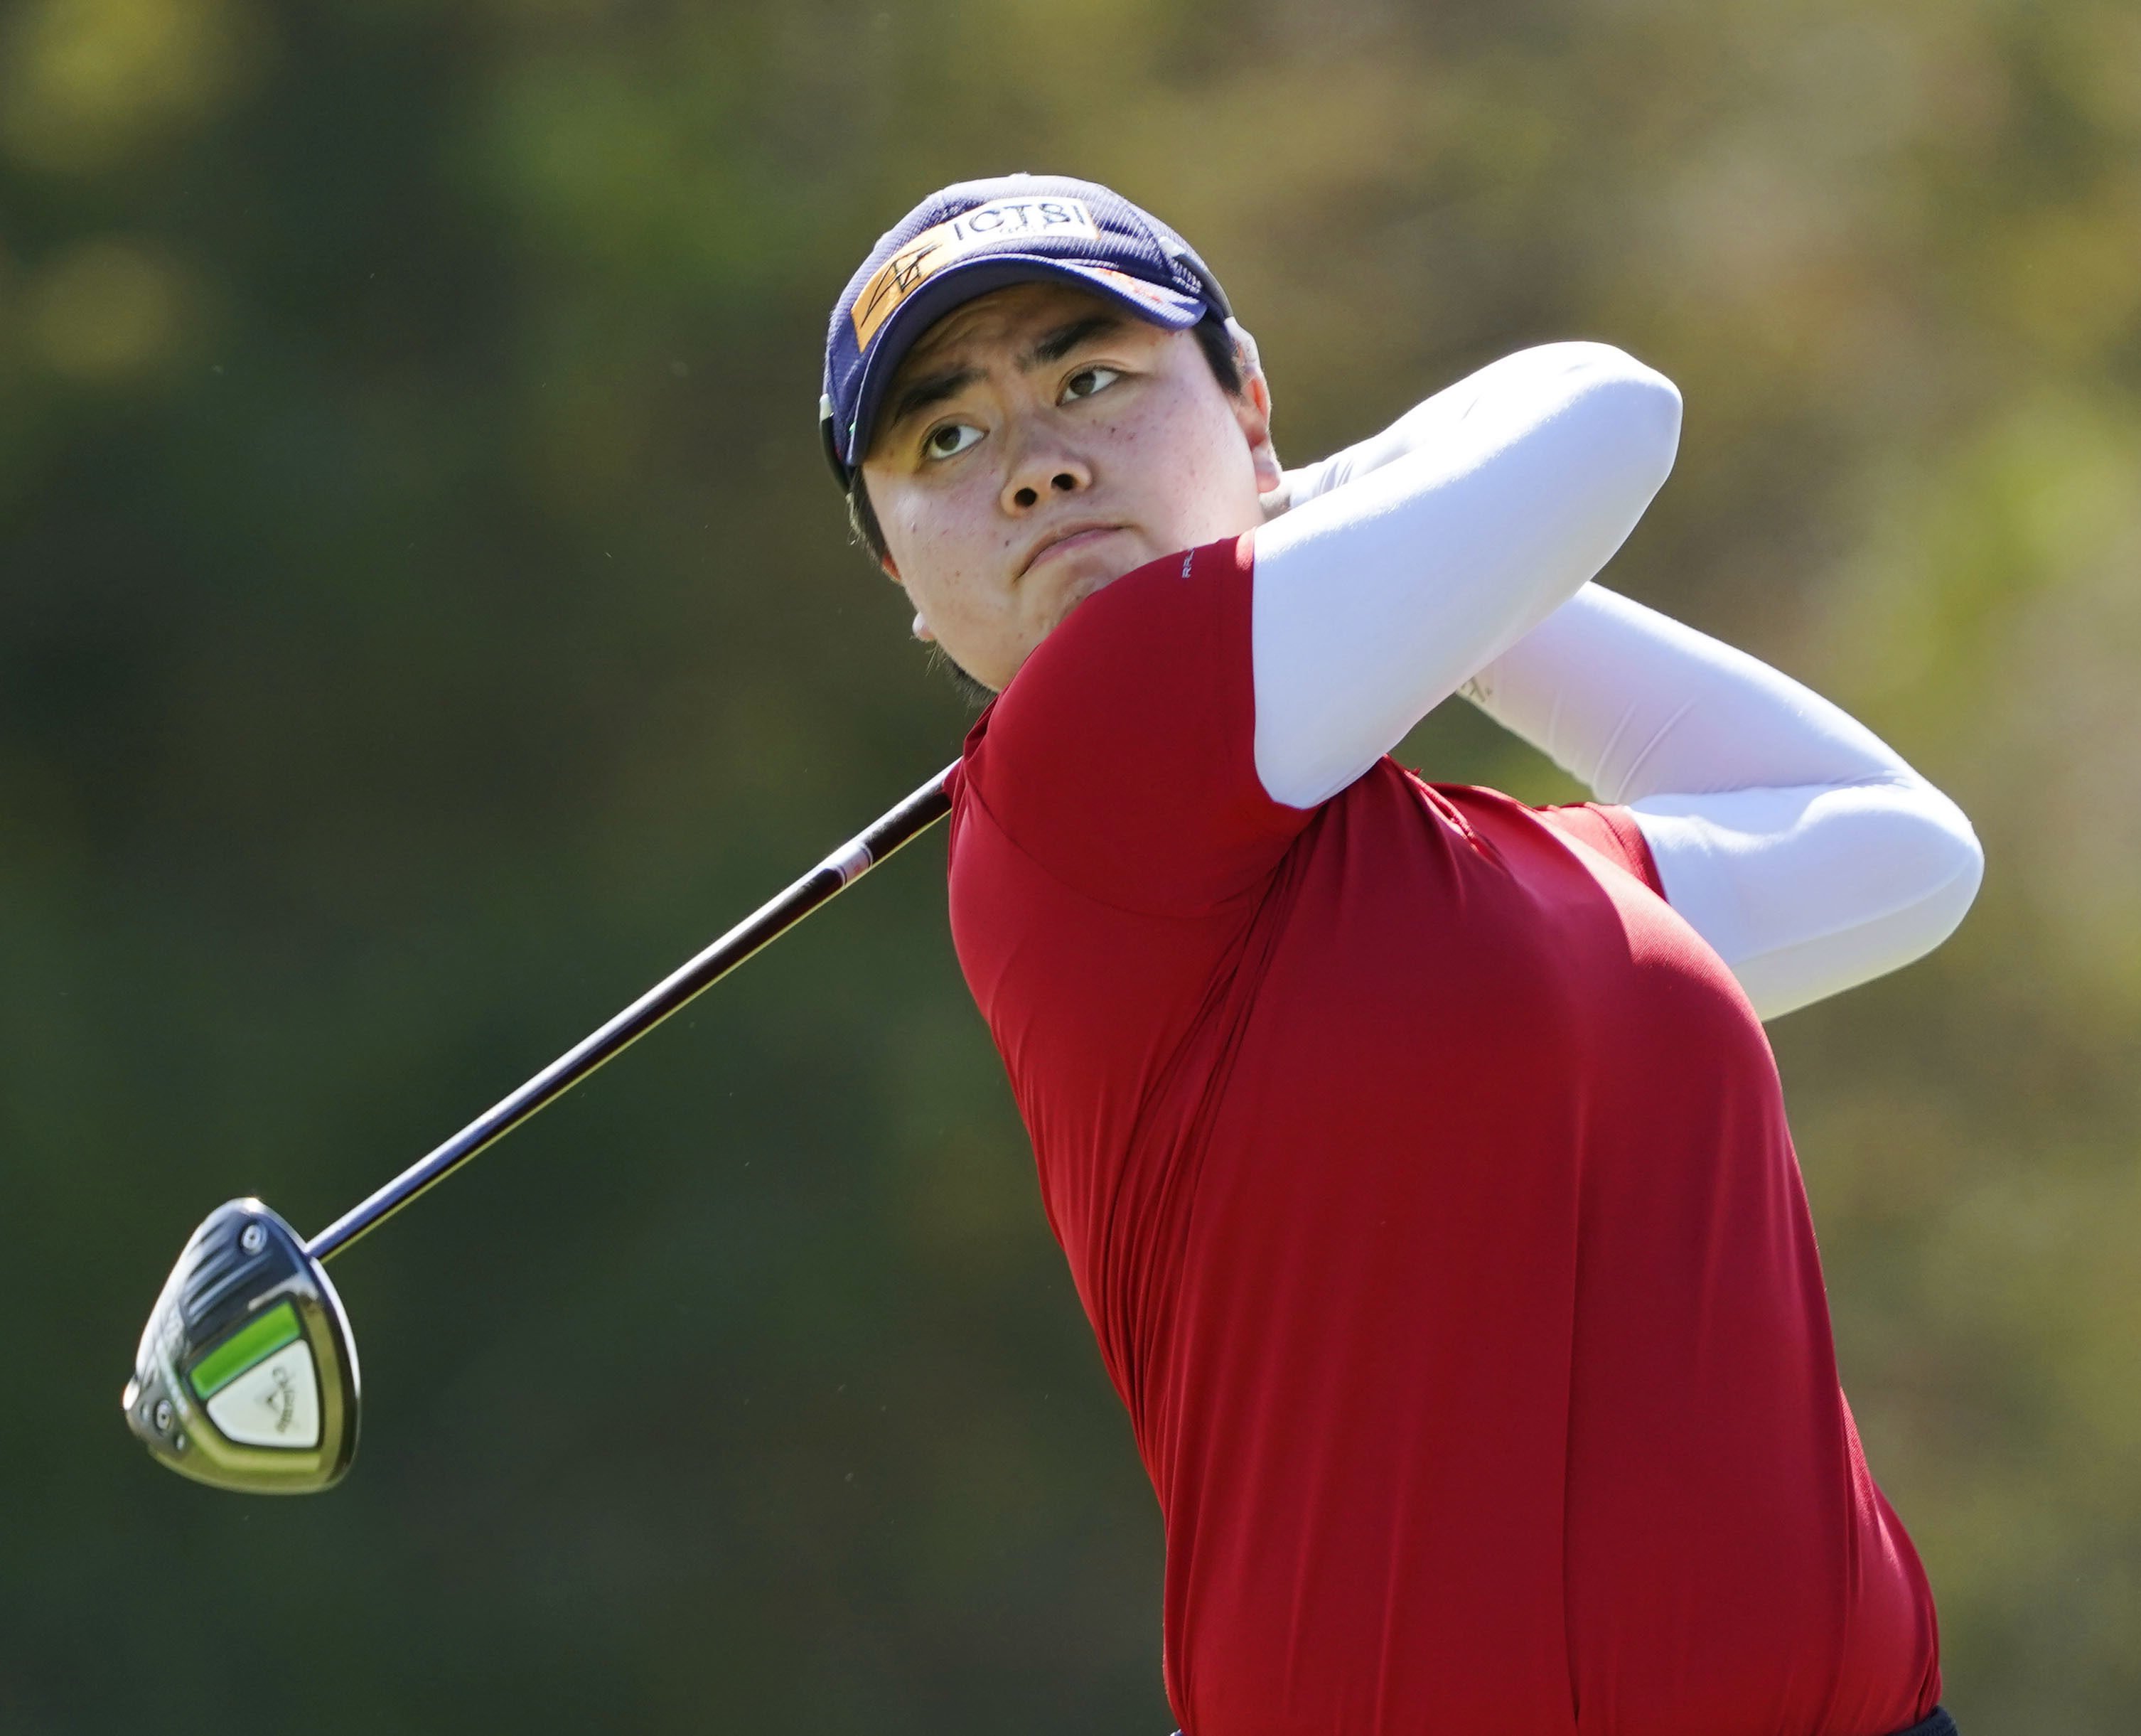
[820,175,1981,1736]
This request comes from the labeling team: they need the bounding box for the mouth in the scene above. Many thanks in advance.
[1019,521,1127,579]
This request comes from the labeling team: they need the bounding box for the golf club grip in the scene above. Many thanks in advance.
[304,763,958,1263]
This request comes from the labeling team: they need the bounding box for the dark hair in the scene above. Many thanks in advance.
[845,313,1247,572]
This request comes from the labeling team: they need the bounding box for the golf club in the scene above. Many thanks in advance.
[123,763,957,1494]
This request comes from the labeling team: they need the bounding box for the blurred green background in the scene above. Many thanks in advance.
[2,0,2135,1730]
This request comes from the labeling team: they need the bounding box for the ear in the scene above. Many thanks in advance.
[877,552,930,638]
[1227,330,1284,498]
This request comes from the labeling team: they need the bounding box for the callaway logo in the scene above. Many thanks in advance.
[852,198,1102,348]
[257,1363,300,1435]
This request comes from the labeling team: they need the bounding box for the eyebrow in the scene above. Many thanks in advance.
[1025,311,1125,366]
[881,311,1130,436]
[884,365,982,433]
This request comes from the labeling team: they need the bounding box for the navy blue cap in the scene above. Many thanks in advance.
[820,173,1233,484]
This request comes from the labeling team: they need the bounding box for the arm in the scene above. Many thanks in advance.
[1279,371,1983,1020]
[1463,586,1982,1019]
[1249,343,1684,808]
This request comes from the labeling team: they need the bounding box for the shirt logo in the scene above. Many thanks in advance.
[852,198,1102,350]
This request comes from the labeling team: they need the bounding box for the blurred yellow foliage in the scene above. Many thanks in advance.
[0,0,265,173]
[23,237,192,382]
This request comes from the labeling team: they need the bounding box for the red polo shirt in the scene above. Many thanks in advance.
[945,537,1941,1736]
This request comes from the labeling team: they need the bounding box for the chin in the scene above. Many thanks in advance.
[1043,569,1118,633]
[1056,545,1152,618]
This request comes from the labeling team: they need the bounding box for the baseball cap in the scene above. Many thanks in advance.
[820,172,1234,484]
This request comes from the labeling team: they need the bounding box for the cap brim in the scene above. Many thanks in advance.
[839,254,1207,470]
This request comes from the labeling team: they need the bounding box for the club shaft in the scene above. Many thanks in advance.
[304,764,957,1263]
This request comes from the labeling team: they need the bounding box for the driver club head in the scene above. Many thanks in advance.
[122,1199,360,1494]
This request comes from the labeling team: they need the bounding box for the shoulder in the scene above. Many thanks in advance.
[994,537,1252,732]
[955,535,1304,916]
[963,535,1256,812]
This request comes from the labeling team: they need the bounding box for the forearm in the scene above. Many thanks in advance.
[1462,582,1910,800]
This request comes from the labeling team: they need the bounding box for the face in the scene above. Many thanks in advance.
[858,280,1282,692]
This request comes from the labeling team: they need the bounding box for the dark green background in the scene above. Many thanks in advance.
[4,1,2135,1730]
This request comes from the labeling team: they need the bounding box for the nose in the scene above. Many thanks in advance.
[1000,436,1091,515]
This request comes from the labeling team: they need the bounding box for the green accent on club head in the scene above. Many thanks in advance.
[189,1302,303,1399]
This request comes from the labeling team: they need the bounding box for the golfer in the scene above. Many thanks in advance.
[821,175,1980,1736]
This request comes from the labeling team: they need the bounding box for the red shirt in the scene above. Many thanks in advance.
[946,538,1941,1736]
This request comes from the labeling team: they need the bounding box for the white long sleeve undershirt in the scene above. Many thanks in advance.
[1248,343,1983,1022]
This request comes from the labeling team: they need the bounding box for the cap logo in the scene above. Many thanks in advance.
[851,197,1101,350]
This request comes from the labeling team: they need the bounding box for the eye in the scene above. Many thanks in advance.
[1061,365,1122,403]
[923,422,983,461]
